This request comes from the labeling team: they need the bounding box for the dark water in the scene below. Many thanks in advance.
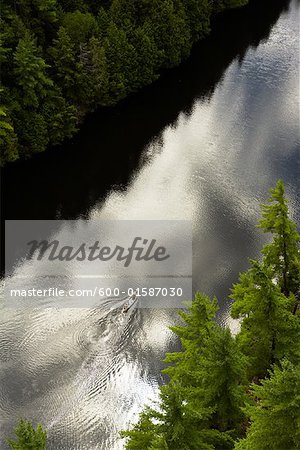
[1,0,299,448]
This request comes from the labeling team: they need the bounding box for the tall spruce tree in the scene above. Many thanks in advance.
[198,328,247,433]
[121,381,234,450]
[258,180,300,309]
[7,419,47,450]
[235,361,300,450]
[49,26,77,101]
[122,294,246,449]
[0,89,19,164]
[163,293,218,385]
[13,32,53,108]
[104,22,137,101]
[231,260,300,379]
[231,180,300,378]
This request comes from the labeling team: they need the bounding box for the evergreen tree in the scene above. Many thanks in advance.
[104,22,137,101]
[13,32,53,108]
[122,381,234,450]
[129,26,160,90]
[14,110,49,155]
[40,85,77,145]
[143,0,191,68]
[235,361,300,450]
[163,293,218,385]
[62,11,98,47]
[231,260,300,379]
[259,180,300,306]
[199,328,248,433]
[74,37,109,110]
[122,294,246,449]
[49,26,77,100]
[1,0,250,163]
[0,102,19,165]
[7,419,47,450]
[182,0,211,42]
[97,7,110,39]
[110,0,136,34]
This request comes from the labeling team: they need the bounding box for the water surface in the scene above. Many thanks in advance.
[1,1,299,448]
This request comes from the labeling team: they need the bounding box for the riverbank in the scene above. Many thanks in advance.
[0,0,249,165]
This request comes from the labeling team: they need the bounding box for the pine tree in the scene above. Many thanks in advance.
[213,0,248,13]
[143,0,191,68]
[122,294,246,449]
[49,26,77,100]
[7,419,47,450]
[40,85,77,145]
[163,293,218,385]
[104,22,137,102]
[121,406,161,449]
[164,295,247,435]
[231,260,300,379]
[62,11,98,47]
[122,381,234,450]
[129,26,160,90]
[13,32,53,108]
[199,328,248,433]
[110,0,136,34]
[97,7,110,39]
[74,36,109,110]
[182,0,211,42]
[0,104,19,165]
[235,361,300,450]
[14,110,49,155]
[258,180,300,308]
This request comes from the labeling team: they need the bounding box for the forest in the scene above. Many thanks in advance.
[5,181,300,447]
[0,0,248,166]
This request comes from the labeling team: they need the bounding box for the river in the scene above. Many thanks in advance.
[1,0,299,448]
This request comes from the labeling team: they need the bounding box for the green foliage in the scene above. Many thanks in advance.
[123,181,300,450]
[199,328,248,433]
[122,381,235,450]
[129,26,160,90]
[143,0,191,68]
[104,23,136,101]
[231,181,300,378]
[13,32,53,108]
[14,110,49,155]
[182,0,211,41]
[235,361,300,450]
[163,293,218,384]
[40,85,77,144]
[62,11,98,46]
[49,26,77,99]
[122,294,246,449]
[259,180,300,300]
[7,419,47,450]
[0,104,19,165]
[231,260,300,378]
[1,0,249,163]
[3,182,299,449]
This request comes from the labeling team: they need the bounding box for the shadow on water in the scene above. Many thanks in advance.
[1,0,292,222]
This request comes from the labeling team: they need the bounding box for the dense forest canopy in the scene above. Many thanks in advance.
[0,0,248,165]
